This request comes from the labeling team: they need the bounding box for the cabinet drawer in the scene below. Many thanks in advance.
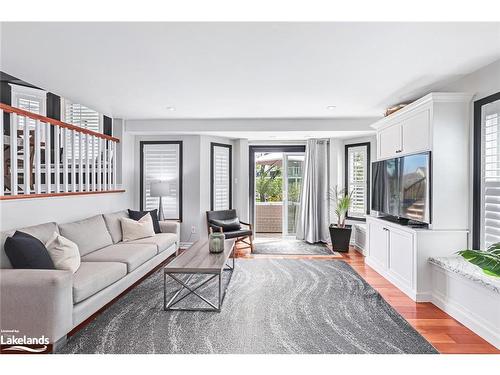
[388,228,414,289]
[401,109,431,154]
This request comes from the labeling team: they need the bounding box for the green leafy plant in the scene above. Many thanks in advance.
[329,186,353,228]
[457,242,500,277]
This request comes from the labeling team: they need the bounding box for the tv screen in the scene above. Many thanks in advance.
[371,152,431,224]
[400,153,430,223]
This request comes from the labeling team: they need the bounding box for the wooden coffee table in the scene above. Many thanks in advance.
[163,239,236,312]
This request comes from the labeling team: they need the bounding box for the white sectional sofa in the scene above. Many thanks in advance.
[0,210,179,349]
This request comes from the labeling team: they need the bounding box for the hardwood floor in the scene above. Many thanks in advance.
[235,244,500,354]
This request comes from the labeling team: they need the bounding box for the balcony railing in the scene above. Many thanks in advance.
[0,103,124,200]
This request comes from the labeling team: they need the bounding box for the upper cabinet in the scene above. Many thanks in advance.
[378,121,402,159]
[376,108,431,159]
[401,109,431,155]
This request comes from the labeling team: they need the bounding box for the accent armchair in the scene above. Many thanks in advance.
[206,209,254,252]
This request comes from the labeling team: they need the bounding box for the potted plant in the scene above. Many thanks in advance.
[457,242,500,277]
[329,186,353,252]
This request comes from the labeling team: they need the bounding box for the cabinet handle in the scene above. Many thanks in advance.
[383,227,389,231]
[395,149,402,153]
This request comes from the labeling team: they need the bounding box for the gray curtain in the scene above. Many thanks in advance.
[296,139,329,243]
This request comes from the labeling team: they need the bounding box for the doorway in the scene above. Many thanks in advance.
[249,145,306,238]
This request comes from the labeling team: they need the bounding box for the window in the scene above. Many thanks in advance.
[474,92,500,249]
[345,142,371,219]
[62,100,102,159]
[210,143,232,211]
[140,141,183,221]
[10,83,47,138]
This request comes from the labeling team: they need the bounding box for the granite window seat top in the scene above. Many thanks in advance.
[428,256,500,294]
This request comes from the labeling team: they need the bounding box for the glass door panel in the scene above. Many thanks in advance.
[283,153,305,236]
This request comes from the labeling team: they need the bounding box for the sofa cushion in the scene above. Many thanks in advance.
[103,210,129,243]
[1,222,59,269]
[81,243,157,272]
[5,231,56,269]
[128,233,177,254]
[128,209,161,234]
[45,232,81,273]
[59,215,113,256]
[120,213,156,242]
[73,262,127,304]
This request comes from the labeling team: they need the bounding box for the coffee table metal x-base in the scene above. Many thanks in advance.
[163,245,235,312]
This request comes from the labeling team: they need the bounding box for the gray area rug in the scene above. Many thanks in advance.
[60,259,437,354]
[253,238,337,255]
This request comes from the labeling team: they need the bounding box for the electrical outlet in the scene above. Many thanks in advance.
[191,226,197,234]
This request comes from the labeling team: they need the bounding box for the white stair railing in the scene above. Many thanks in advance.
[0,103,122,199]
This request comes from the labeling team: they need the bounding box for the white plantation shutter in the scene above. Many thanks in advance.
[482,100,500,248]
[10,85,47,140]
[64,102,101,159]
[347,145,368,218]
[212,144,231,210]
[142,143,181,220]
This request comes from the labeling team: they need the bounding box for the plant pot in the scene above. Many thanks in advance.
[329,224,352,252]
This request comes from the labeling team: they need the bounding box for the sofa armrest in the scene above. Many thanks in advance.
[0,269,73,343]
[159,220,180,241]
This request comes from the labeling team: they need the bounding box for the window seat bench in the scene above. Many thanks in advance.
[428,256,500,349]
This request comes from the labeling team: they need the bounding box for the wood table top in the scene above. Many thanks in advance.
[165,239,236,273]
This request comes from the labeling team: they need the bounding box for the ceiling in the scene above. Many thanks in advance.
[1,22,500,120]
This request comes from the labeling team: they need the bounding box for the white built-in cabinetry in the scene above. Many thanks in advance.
[366,216,468,301]
[367,92,473,301]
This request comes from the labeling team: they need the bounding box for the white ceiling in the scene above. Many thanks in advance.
[1,22,500,120]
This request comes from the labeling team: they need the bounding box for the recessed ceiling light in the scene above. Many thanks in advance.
[327,105,336,110]
[166,106,176,111]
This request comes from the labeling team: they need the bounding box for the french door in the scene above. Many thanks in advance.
[249,145,306,237]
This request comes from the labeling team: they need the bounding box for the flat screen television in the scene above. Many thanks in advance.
[372,152,431,224]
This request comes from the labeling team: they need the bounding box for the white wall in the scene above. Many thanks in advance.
[133,132,235,242]
[0,119,135,231]
[440,59,500,101]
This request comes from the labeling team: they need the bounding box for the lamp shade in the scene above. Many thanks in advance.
[150,181,170,197]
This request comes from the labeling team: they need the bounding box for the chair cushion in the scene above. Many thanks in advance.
[128,233,177,254]
[81,243,157,272]
[103,210,129,243]
[209,218,241,232]
[73,262,127,303]
[128,209,161,234]
[223,229,253,239]
[4,231,55,270]
[59,215,113,256]
[1,222,59,269]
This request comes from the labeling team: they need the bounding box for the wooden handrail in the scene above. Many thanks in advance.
[0,103,120,143]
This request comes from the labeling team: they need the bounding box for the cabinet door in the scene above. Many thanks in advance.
[388,228,414,289]
[378,123,402,159]
[368,221,388,267]
[401,109,431,154]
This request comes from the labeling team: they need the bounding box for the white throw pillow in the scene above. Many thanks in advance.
[120,213,156,242]
[45,232,81,273]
